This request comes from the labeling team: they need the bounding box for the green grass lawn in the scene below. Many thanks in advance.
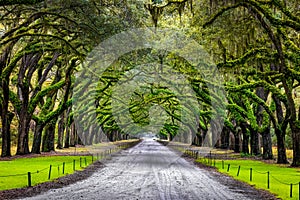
[197,158,300,200]
[0,155,94,190]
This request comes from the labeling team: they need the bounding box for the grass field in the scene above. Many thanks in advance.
[0,139,139,191]
[0,155,94,190]
[197,158,300,200]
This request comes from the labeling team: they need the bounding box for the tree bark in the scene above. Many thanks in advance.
[57,112,65,149]
[233,130,241,153]
[1,111,14,157]
[16,112,30,155]
[241,123,249,154]
[42,120,56,152]
[291,123,300,166]
[220,126,230,149]
[250,127,260,155]
[275,128,288,164]
[262,127,273,159]
[31,123,45,154]
[70,122,76,147]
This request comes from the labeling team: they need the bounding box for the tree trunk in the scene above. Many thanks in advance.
[1,86,11,157]
[275,128,288,164]
[0,46,13,157]
[42,121,56,152]
[240,123,249,154]
[220,127,230,149]
[16,113,30,155]
[64,125,70,148]
[262,127,273,159]
[56,112,65,149]
[31,123,45,154]
[291,122,300,166]
[233,131,241,153]
[1,111,13,157]
[250,128,260,155]
[70,122,76,147]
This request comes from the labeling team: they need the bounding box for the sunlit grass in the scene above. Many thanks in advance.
[0,156,94,190]
[0,139,139,191]
[197,159,300,200]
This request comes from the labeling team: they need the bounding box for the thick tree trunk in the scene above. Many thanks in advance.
[291,123,300,166]
[1,87,11,157]
[220,127,230,149]
[240,123,249,154]
[250,128,260,155]
[64,125,70,148]
[57,112,65,149]
[0,45,15,157]
[242,133,249,154]
[31,123,45,154]
[275,128,288,164]
[70,122,76,147]
[262,127,273,159]
[42,121,56,152]
[1,111,13,157]
[16,114,30,155]
[233,131,241,153]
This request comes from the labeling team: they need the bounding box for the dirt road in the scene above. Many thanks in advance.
[21,139,272,200]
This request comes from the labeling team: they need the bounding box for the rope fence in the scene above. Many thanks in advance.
[168,145,300,199]
[0,142,134,188]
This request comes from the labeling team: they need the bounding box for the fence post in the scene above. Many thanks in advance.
[97,153,99,160]
[250,168,252,181]
[63,162,65,174]
[48,165,52,180]
[227,164,230,172]
[73,160,76,171]
[237,166,240,176]
[85,157,87,166]
[92,155,94,163]
[290,183,293,198]
[80,157,82,168]
[27,172,31,187]
[222,160,224,169]
[267,171,270,189]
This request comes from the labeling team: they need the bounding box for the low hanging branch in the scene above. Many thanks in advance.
[144,0,190,27]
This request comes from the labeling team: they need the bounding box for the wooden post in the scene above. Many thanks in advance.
[237,166,240,176]
[227,164,230,172]
[222,160,224,169]
[250,168,252,181]
[97,153,99,160]
[267,171,270,189]
[92,155,94,163]
[27,172,31,187]
[290,183,293,198]
[48,165,52,180]
[80,157,82,167]
[63,162,65,174]
[85,157,87,166]
[73,160,76,171]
